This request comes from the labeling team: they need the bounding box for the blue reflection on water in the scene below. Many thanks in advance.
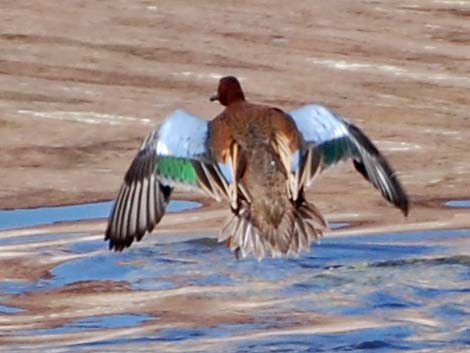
[0,196,468,353]
[232,325,417,353]
[48,227,469,294]
[70,325,422,352]
[15,314,151,336]
[0,200,200,230]
[0,304,24,314]
[445,200,470,208]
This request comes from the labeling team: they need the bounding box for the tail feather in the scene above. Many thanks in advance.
[297,201,326,242]
[219,201,328,259]
[294,217,309,251]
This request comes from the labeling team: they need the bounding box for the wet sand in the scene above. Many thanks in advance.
[0,0,469,352]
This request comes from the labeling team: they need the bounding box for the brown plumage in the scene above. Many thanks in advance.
[209,77,327,258]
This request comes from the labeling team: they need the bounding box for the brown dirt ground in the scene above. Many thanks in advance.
[1,0,470,227]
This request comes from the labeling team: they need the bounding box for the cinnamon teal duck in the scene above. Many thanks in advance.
[105,76,409,259]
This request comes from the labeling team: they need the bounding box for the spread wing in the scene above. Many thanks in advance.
[289,104,409,215]
[105,110,230,251]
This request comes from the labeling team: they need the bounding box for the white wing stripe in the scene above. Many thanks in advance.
[156,110,209,158]
[290,104,349,144]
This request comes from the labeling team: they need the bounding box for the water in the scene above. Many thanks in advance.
[0,200,200,230]
[445,200,470,209]
[0,201,468,352]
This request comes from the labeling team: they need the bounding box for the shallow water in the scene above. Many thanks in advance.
[0,200,200,230]
[0,201,468,352]
[445,200,470,209]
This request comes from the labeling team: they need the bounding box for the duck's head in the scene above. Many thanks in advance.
[210,76,245,106]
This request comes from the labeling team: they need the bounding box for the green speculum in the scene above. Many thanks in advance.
[320,136,350,166]
[156,157,198,185]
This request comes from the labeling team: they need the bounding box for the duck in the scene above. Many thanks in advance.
[105,76,409,259]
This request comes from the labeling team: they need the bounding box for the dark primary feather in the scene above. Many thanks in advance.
[105,145,172,251]
[345,121,409,216]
